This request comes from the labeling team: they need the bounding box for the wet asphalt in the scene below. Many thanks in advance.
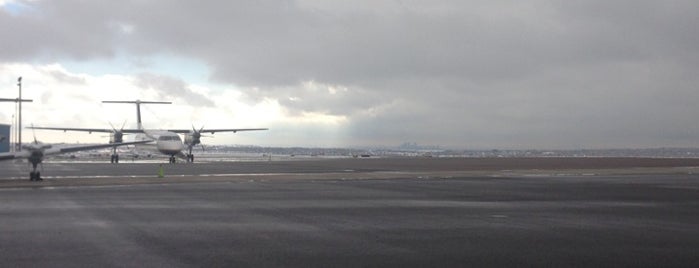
[0,159,697,267]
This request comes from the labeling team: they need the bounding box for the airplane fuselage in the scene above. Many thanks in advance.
[135,130,185,157]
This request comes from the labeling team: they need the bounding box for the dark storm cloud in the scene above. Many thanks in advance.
[2,0,699,148]
[0,1,119,60]
[134,73,214,107]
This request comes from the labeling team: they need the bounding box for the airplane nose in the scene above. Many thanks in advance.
[175,141,184,150]
[167,141,183,151]
[157,140,184,154]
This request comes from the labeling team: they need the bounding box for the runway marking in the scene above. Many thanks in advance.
[13,172,303,179]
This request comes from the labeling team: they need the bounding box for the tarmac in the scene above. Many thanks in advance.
[0,157,698,267]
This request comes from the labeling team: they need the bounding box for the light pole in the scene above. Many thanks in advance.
[17,77,22,151]
[0,97,32,151]
[0,77,31,151]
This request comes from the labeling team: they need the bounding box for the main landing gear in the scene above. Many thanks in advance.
[110,147,119,163]
[185,146,195,163]
[29,161,42,181]
[110,154,120,163]
[30,171,42,181]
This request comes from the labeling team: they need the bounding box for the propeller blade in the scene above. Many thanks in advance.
[31,123,38,143]
[191,125,206,134]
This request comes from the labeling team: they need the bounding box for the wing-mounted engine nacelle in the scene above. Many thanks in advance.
[28,149,45,164]
[108,122,127,144]
[109,131,124,144]
[184,132,201,147]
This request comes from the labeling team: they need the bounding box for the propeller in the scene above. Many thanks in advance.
[185,125,212,152]
[107,120,128,143]
[23,123,51,150]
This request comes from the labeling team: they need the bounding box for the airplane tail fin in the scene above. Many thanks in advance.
[103,100,172,130]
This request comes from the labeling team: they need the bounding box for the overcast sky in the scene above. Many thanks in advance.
[1,0,698,149]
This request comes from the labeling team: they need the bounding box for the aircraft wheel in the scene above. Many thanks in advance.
[29,172,42,181]
[115,155,119,163]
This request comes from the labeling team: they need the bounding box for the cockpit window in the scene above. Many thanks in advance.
[158,135,181,141]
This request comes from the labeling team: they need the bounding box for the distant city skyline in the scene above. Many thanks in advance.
[2,1,699,149]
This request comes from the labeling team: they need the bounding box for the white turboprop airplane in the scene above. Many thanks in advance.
[30,100,268,163]
[0,137,150,181]
[2,80,153,181]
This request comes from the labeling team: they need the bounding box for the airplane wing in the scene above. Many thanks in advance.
[0,151,30,161]
[0,140,152,161]
[49,140,152,154]
[28,126,144,134]
[166,128,268,134]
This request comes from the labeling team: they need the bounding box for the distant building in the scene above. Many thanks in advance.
[0,124,9,153]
